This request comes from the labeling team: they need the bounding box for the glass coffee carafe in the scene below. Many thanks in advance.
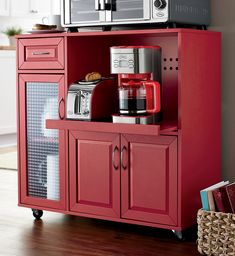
[119,79,161,116]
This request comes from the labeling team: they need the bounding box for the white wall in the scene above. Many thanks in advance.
[210,0,235,181]
[0,17,41,45]
[0,0,60,45]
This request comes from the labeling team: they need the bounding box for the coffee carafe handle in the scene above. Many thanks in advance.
[144,81,161,114]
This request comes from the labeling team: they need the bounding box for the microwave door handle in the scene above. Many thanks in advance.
[95,0,100,10]
[100,0,105,10]
[105,0,112,10]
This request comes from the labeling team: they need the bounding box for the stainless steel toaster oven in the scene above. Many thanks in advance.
[61,0,210,29]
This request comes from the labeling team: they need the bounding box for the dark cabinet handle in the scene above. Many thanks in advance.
[121,146,127,170]
[112,146,119,170]
[58,97,65,120]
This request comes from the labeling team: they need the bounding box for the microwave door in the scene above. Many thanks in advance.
[67,0,105,25]
[111,0,150,22]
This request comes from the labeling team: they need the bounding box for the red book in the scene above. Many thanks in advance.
[226,182,235,213]
[212,185,232,213]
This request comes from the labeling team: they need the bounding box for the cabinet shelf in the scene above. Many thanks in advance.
[46,119,178,136]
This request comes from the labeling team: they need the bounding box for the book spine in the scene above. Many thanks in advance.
[213,188,232,213]
[200,190,209,211]
[208,190,216,211]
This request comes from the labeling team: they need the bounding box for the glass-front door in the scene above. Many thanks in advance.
[19,74,66,210]
[70,0,101,23]
[112,0,148,21]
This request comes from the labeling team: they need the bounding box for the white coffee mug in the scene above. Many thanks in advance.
[42,14,63,30]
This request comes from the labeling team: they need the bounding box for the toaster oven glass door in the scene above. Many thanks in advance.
[70,0,104,23]
[112,0,149,21]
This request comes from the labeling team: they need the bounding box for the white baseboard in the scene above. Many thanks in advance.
[0,133,17,148]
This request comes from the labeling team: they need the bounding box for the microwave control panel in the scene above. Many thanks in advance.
[152,0,168,21]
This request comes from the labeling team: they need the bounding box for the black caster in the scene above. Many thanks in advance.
[32,209,43,220]
[172,230,185,241]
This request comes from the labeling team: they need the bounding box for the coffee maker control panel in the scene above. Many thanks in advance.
[110,46,162,75]
[112,55,135,73]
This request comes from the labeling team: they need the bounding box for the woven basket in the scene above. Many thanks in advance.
[197,209,235,255]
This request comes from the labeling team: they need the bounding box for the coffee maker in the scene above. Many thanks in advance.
[110,46,162,124]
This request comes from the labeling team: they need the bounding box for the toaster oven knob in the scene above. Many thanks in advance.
[154,0,167,9]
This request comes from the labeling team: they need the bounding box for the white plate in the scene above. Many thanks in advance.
[27,29,65,34]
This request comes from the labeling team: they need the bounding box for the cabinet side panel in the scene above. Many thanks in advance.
[179,32,221,229]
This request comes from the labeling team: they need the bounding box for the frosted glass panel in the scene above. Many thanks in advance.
[113,0,144,20]
[71,0,99,23]
[26,82,60,201]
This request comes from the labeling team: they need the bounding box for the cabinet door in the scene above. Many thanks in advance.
[11,0,30,16]
[0,0,9,16]
[121,134,178,226]
[30,0,51,16]
[11,0,51,16]
[0,51,16,134]
[18,74,66,210]
[69,131,120,218]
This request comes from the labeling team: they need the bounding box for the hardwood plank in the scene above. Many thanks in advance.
[0,169,200,256]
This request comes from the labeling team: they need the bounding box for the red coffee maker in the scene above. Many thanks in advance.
[110,46,162,124]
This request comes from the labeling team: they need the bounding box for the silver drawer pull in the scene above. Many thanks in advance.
[32,52,50,56]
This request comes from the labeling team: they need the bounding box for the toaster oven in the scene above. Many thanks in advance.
[66,78,118,121]
[61,0,210,30]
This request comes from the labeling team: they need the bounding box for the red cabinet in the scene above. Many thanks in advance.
[17,29,221,233]
[18,74,66,210]
[121,134,177,225]
[69,131,120,218]
[69,130,177,225]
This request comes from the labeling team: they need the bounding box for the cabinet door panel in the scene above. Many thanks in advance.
[121,135,177,226]
[11,0,29,16]
[18,74,66,210]
[70,131,120,218]
[30,0,51,16]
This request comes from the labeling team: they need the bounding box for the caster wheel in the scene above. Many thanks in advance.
[32,209,43,220]
[172,230,185,241]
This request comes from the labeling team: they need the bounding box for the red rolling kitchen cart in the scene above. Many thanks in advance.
[16,29,221,239]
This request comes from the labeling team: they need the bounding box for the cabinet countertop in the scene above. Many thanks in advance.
[0,46,16,50]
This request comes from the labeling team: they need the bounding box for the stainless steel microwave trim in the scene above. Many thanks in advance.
[63,0,70,25]
[61,0,210,28]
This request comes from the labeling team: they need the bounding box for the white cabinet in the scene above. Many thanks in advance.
[0,0,10,16]
[10,0,29,16]
[29,0,52,16]
[51,0,60,15]
[0,51,16,135]
[11,0,51,17]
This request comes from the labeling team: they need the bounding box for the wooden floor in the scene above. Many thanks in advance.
[0,169,200,256]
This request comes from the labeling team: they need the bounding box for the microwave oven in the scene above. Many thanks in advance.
[61,0,210,30]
